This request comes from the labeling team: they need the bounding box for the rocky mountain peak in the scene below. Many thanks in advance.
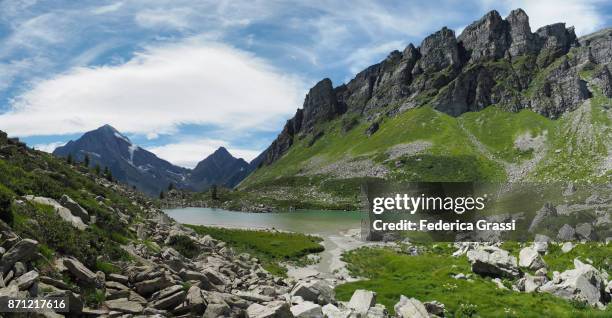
[458,9,508,62]
[257,8,611,167]
[417,26,461,73]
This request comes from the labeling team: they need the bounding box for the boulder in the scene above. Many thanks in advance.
[134,273,173,296]
[151,284,182,301]
[290,280,335,305]
[10,270,38,290]
[423,300,445,316]
[561,242,574,253]
[519,246,546,270]
[182,285,207,315]
[0,239,38,274]
[203,303,231,318]
[366,304,388,317]
[203,268,230,286]
[104,298,144,314]
[557,224,576,241]
[246,301,292,318]
[540,259,607,306]
[13,262,26,277]
[467,246,520,278]
[59,194,90,223]
[347,289,376,316]
[47,289,83,314]
[290,301,323,318]
[394,295,428,318]
[25,196,87,230]
[575,223,595,240]
[236,290,273,303]
[151,290,186,310]
[321,303,351,318]
[533,234,550,253]
[63,257,97,285]
[523,273,548,293]
[528,203,557,233]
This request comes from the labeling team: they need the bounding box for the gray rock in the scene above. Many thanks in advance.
[63,257,97,285]
[540,259,607,306]
[181,285,207,315]
[321,303,351,318]
[418,27,461,74]
[366,304,388,318]
[247,301,293,318]
[523,273,548,293]
[59,194,90,223]
[104,298,144,314]
[557,224,576,241]
[134,273,173,296]
[236,290,273,303]
[561,242,574,253]
[13,262,26,277]
[107,273,129,285]
[151,290,186,310]
[203,268,230,286]
[104,281,129,290]
[467,246,520,278]
[575,223,595,240]
[593,65,612,97]
[528,203,557,233]
[423,300,445,316]
[290,280,334,305]
[519,246,546,270]
[203,302,231,318]
[533,234,550,253]
[10,270,38,290]
[562,182,577,196]
[151,284,182,301]
[24,196,87,230]
[394,295,428,318]
[0,239,38,274]
[46,289,83,314]
[506,9,539,57]
[290,301,323,318]
[458,10,508,62]
[347,289,376,316]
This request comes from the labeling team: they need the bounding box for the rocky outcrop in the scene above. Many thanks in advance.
[518,246,546,270]
[394,296,429,318]
[467,246,520,278]
[540,259,608,306]
[258,8,599,167]
[24,195,88,230]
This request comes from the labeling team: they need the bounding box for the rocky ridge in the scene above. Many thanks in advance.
[53,125,254,196]
[259,8,612,167]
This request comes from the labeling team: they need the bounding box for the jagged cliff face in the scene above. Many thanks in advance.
[261,9,612,166]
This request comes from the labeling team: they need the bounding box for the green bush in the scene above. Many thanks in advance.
[168,235,200,258]
[0,184,14,225]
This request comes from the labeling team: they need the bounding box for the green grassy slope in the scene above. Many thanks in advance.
[335,246,612,317]
[238,86,610,209]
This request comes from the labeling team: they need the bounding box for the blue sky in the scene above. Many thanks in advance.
[0,0,610,167]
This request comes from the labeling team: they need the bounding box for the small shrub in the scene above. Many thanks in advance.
[168,235,200,259]
[0,184,14,225]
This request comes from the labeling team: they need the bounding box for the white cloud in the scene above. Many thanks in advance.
[0,39,306,138]
[479,0,606,36]
[135,7,194,30]
[33,141,65,153]
[91,2,123,15]
[148,138,260,168]
[344,40,405,75]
